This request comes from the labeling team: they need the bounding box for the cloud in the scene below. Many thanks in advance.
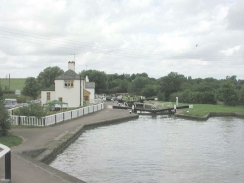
[221,45,241,56]
[226,0,244,30]
[0,0,243,79]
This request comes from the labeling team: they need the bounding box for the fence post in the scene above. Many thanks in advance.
[5,151,11,180]
[18,116,20,125]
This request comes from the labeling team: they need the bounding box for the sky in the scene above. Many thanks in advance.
[0,0,243,80]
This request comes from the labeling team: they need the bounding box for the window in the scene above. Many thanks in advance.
[64,80,74,88]
[47,92,50,101]
[58,97,63,102]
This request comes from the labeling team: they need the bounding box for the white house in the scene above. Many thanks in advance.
[41,61,95,108]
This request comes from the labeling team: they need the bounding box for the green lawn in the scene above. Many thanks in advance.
[150,101,244,117]
[178,103,244,117]
[0,78,26,91]
[0,134,23,147]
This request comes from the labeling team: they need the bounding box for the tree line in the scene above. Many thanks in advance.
[2,66,244,106]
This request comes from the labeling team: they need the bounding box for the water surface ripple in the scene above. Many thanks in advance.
[50,115,244,183]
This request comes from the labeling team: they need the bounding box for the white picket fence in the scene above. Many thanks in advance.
[10,103,104,127]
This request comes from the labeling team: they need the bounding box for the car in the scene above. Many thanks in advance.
[106,96,111,101]
[4,99,17,109]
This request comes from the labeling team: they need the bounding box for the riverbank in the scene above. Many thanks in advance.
[176,103,244,116]
[0,102,138,183]
[175,103,244,120]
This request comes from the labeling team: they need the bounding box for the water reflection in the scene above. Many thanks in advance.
[50,116,244,183]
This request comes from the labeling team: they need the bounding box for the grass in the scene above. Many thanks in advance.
[177,103,244,117]
[0,78,26,91]
[0,134,23,147]
[148,101,244,117]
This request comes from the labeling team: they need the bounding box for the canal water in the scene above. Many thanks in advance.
[50,115,244,183]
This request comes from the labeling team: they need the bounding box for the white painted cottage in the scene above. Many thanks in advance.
[41,61,95,107]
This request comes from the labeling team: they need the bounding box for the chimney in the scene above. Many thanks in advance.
[68,61,75,71]
[85,76,89,82]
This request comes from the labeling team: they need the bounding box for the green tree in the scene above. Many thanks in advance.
[0,82,3,98]
[239,85,244,105]
[158,72,186,101]
[136,73,148,78]
[22,77,40,99]
[80,70,108,94]
[108,79,129,94]
[218,80,238,106]
[130,74,136,81]
[37,66,64,89]
[141,84,158,98]
[0,85,11,136]
[128,77,151,95]
[157,90,165,101]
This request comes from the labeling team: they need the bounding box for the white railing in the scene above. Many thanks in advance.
[0,143,11,180]
[9,103,104,127]
[71,110,78,118]
[84,107,89,115]
[77,108,84,117]
[44,114,56,126]
[88,106,93,113]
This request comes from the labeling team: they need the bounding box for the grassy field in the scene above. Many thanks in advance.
[147,101,244,117]
[0,78,26,91]
[176,103,244,117]
[0,134,22,147]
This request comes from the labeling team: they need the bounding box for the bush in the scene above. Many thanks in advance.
[169,91,216,104]
[0,100,11,136]
[14,103,47,118]
[239,86,244,106]
[218,81,238,106]
[16,95,32,103]
[157,91,165,101]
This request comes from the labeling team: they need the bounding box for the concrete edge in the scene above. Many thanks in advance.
[13,152,86,183]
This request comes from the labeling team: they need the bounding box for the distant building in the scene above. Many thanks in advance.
[41,61,95,107]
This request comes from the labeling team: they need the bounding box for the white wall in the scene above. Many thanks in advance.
[41,91,56,105]
[86,88,95,102]
[55,80,85,107]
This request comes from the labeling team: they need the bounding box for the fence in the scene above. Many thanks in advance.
[9,103,104,127]
[0,144,11,181]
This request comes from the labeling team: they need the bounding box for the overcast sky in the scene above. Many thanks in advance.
[0,0,243,79]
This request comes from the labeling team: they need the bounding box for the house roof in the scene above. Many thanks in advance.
[55,70,84,80]
[84,89,91,95]
[85,82,95,89]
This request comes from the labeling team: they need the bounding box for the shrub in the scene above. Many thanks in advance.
[0,100,11,136]
[169,91,216,104]
[14,103,47,118]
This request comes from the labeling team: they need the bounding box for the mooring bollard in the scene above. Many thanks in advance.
[0,144,11,181]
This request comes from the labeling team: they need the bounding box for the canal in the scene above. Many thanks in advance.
[50,115,244,183]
